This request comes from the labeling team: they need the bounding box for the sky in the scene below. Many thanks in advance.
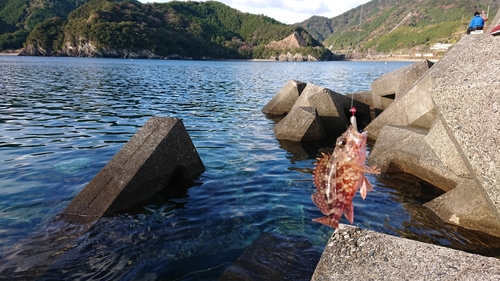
[137,0,371,24]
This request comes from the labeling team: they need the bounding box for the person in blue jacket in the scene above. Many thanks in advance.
[467,11,487,34]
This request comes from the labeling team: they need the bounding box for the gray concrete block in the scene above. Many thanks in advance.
[59,117,205,224]
[262,79,306,115]
[346,90,373,108]
[371,60,434,110]
[429,34,500,228]
[369,125,459,191]
[424,179,500,237]
[311,224,500,281]
[346,90,376,122]
[365,35,481,140]
[291,84,352,136]
[273,106,325,141]
[424,118,470,178]
[219,232,320,281]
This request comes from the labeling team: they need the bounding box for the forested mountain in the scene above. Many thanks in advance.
[0,0,90,50]
[3,0,498,59]
[1,0,335,60]
[300,0,499,56]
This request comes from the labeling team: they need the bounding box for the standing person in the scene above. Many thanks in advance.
[467,11,487,34]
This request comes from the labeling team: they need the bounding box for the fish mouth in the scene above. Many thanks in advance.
[349,115,367,140]
[348,125,368,147]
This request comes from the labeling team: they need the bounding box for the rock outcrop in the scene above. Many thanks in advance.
[21,40,166,59]
[61,40,164,58]
[265,31,326,62]
[266,31,308,49]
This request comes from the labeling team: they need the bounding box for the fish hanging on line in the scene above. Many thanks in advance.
[311,112,380,228]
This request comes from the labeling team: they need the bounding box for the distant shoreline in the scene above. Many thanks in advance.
[0,52,438,63]
[349,56,441,62]
[0,51,21,56]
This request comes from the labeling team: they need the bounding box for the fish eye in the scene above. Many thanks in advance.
[337,139,346,147]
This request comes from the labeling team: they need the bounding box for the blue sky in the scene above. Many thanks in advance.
[137,0,371,24]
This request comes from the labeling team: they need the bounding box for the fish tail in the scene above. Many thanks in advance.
[313,216,340,228]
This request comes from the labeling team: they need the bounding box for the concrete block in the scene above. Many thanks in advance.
[368,125,459,191]
[371,60,434,110]
[346,90,373,108]
[365,35,481,140]
[59,117,205,224]
[219,232,320,281]
[424,118,470,178]
[291,84,371,136]
[273,106,325,141]
[429,34,500,228]
[346,90,376,121]
[262,79,306,115]
[424,179,500,237]
[311,224,500,281]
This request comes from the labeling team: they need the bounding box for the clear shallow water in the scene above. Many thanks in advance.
[1,57,499,280]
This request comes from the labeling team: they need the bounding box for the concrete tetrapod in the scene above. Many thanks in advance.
[0,116,205,279]
[262,79,307,115]
[371,59,434,111]
[273,106,326,141]
[59,116,205,224]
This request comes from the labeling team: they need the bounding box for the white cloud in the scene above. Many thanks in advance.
[137,0,371,24]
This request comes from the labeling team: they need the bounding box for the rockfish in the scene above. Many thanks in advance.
[312,118,380,228]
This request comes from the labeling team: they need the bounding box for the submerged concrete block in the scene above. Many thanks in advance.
[273,106,325,141]
[368,125,459,191]
[424,179,500,237]
[371,60,434,111]
[219,232,320,281]
[59,117,205,224]
[262,79,307,115]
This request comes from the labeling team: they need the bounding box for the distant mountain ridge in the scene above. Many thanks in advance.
[1,0,337,60]
[299,0,499,57]
[3,0,497,59]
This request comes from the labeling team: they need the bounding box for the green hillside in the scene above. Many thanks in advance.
[0,0,90,50]
[300,0,499,56]
[1,0,335,60]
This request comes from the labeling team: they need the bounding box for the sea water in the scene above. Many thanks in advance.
[1,57,498,280]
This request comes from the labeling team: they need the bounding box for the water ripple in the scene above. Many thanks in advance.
[3,57,496,280]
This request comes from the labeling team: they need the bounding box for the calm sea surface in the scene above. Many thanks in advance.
[1,57,499,280]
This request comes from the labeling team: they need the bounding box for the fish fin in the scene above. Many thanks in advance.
[360,180,367,199]
[360,177,374,200]
[344,202,354,224]
[364,177,374,192]
[313,216,339,229]
[365,165,381,174]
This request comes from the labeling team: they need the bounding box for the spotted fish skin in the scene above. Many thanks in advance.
[311,125,380,228]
